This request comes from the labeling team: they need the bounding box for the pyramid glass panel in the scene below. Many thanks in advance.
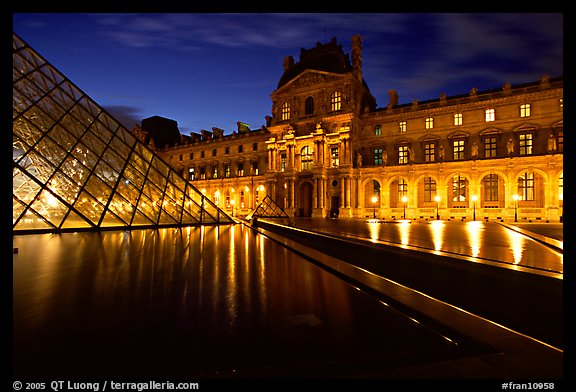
[13,32,233,233]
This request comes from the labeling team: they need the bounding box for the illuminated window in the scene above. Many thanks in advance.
[280,152,287,172]
[212,166,218,179]
[331,91,342,111]
[281,101,290,121]
[398,179,408,202]
[237,162,244,177]
[452,175,466,202]
[485,108,495,122]
[199,167,206,180]
[224,164,230,178]
[305,96,314,115]
[520,103,531,118]
[452,140,465,160]
[301,146,313,171]
[374,148,383,165]
[373,180,380,198]
[399,121,407,133]
[484,136,497,158]
[424,176,436,202]
[518,172,535,201]
[188,167,195,181]
[374,124,381,136]
[454,113,463,126]
[251,161,259,175]
[424,142,435,162]
[483,174,499,201]
[558,130,563,152]
[398,145,409,164]
[519,133,533,155]
[331,147,339,167]
[425,117,434,129]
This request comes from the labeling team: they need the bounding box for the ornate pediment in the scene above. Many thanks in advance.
[285,70,346,90]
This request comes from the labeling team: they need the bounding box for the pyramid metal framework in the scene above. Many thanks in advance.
[246,195,289,219]
[13,33,234,234]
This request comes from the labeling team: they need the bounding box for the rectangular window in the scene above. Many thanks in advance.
[199,167,206,180]
[238,145,243,153]
[374,148,383,165]
[398,179,408,199]
[253,142,258,151]
[189,152,194,160]
[212,148,217,157]
[252,161,259,175]
[454,113,463,126]
[179,154,183,161]
[237,162,244,177]
[374,125,381,136]
[224,164,230,178]
[520,103,531,118]
[425,117,434,129]
[188,167,195,181]
[212,166,218,179]
[398,121,407,133]
[558,130,563,153]
[424,176,436,202]
[331,147,339,167]
[281,102,290,121]
[519,172,535,201]
[483,174,499,201]
[484,136,497,158]
[485,109,495,122]
[280,152,287,172]
[424,143,435,162]
[225,147,229,155]
[331,91,342,111]
[201,151,205,158]
[452,175,466,202]
[519,133,533,155]
[398,145,409,164]
[452,140,465,160]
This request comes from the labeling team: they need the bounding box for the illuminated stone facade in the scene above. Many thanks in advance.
[150,35,563,222]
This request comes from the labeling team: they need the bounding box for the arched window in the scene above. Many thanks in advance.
[281,101,290,121]
[330,91,342,111]
[305,96,314,115]
[301,146,313,171]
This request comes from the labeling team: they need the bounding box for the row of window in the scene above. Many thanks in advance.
[372,171,562,204]
[186,161,260,181]
[281,90,343,121]
[372,131,563,165]
[173,142,259,162]
[373,104,536,135]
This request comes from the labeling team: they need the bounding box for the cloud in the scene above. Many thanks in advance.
[102,105,144,129]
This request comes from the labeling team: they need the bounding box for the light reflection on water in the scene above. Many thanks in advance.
[14,225,465,377]
[465,221,483,258]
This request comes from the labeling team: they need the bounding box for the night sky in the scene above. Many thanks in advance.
[12,13,563,135]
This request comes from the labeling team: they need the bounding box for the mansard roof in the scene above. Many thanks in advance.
[277,37,353,89]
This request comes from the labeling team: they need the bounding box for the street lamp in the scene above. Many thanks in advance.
[371,195,378,219]
[471,194,478,221]
[434,195,440,220]
[401,195,408,219]
[513,194,520,222]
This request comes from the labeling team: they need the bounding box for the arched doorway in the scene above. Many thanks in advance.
[297,181,313,217]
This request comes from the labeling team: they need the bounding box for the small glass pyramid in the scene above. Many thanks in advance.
[13,32,233,233]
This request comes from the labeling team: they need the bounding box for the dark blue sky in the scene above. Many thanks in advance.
[13,13,563,135]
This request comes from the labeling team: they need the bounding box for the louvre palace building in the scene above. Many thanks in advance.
[136,35,564,223]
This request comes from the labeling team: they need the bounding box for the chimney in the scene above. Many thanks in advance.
[351,35,363,81]
[387,89,399,107]
[283,55,294,72]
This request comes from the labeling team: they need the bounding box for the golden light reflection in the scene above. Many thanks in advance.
[465,220,482,258]
[505,226,526,265]
[367,221,379,243]
[398,220,410,247]
[430,219,445,253]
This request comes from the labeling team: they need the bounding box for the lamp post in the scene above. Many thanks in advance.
[434,195,440,220]
[513,194,520,222]
[401,195,408,219]
[371,195,378,219]
[471,194,477,221]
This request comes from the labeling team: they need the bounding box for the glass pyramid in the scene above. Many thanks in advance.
[246,195,289,219]
[13,32,234,234]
